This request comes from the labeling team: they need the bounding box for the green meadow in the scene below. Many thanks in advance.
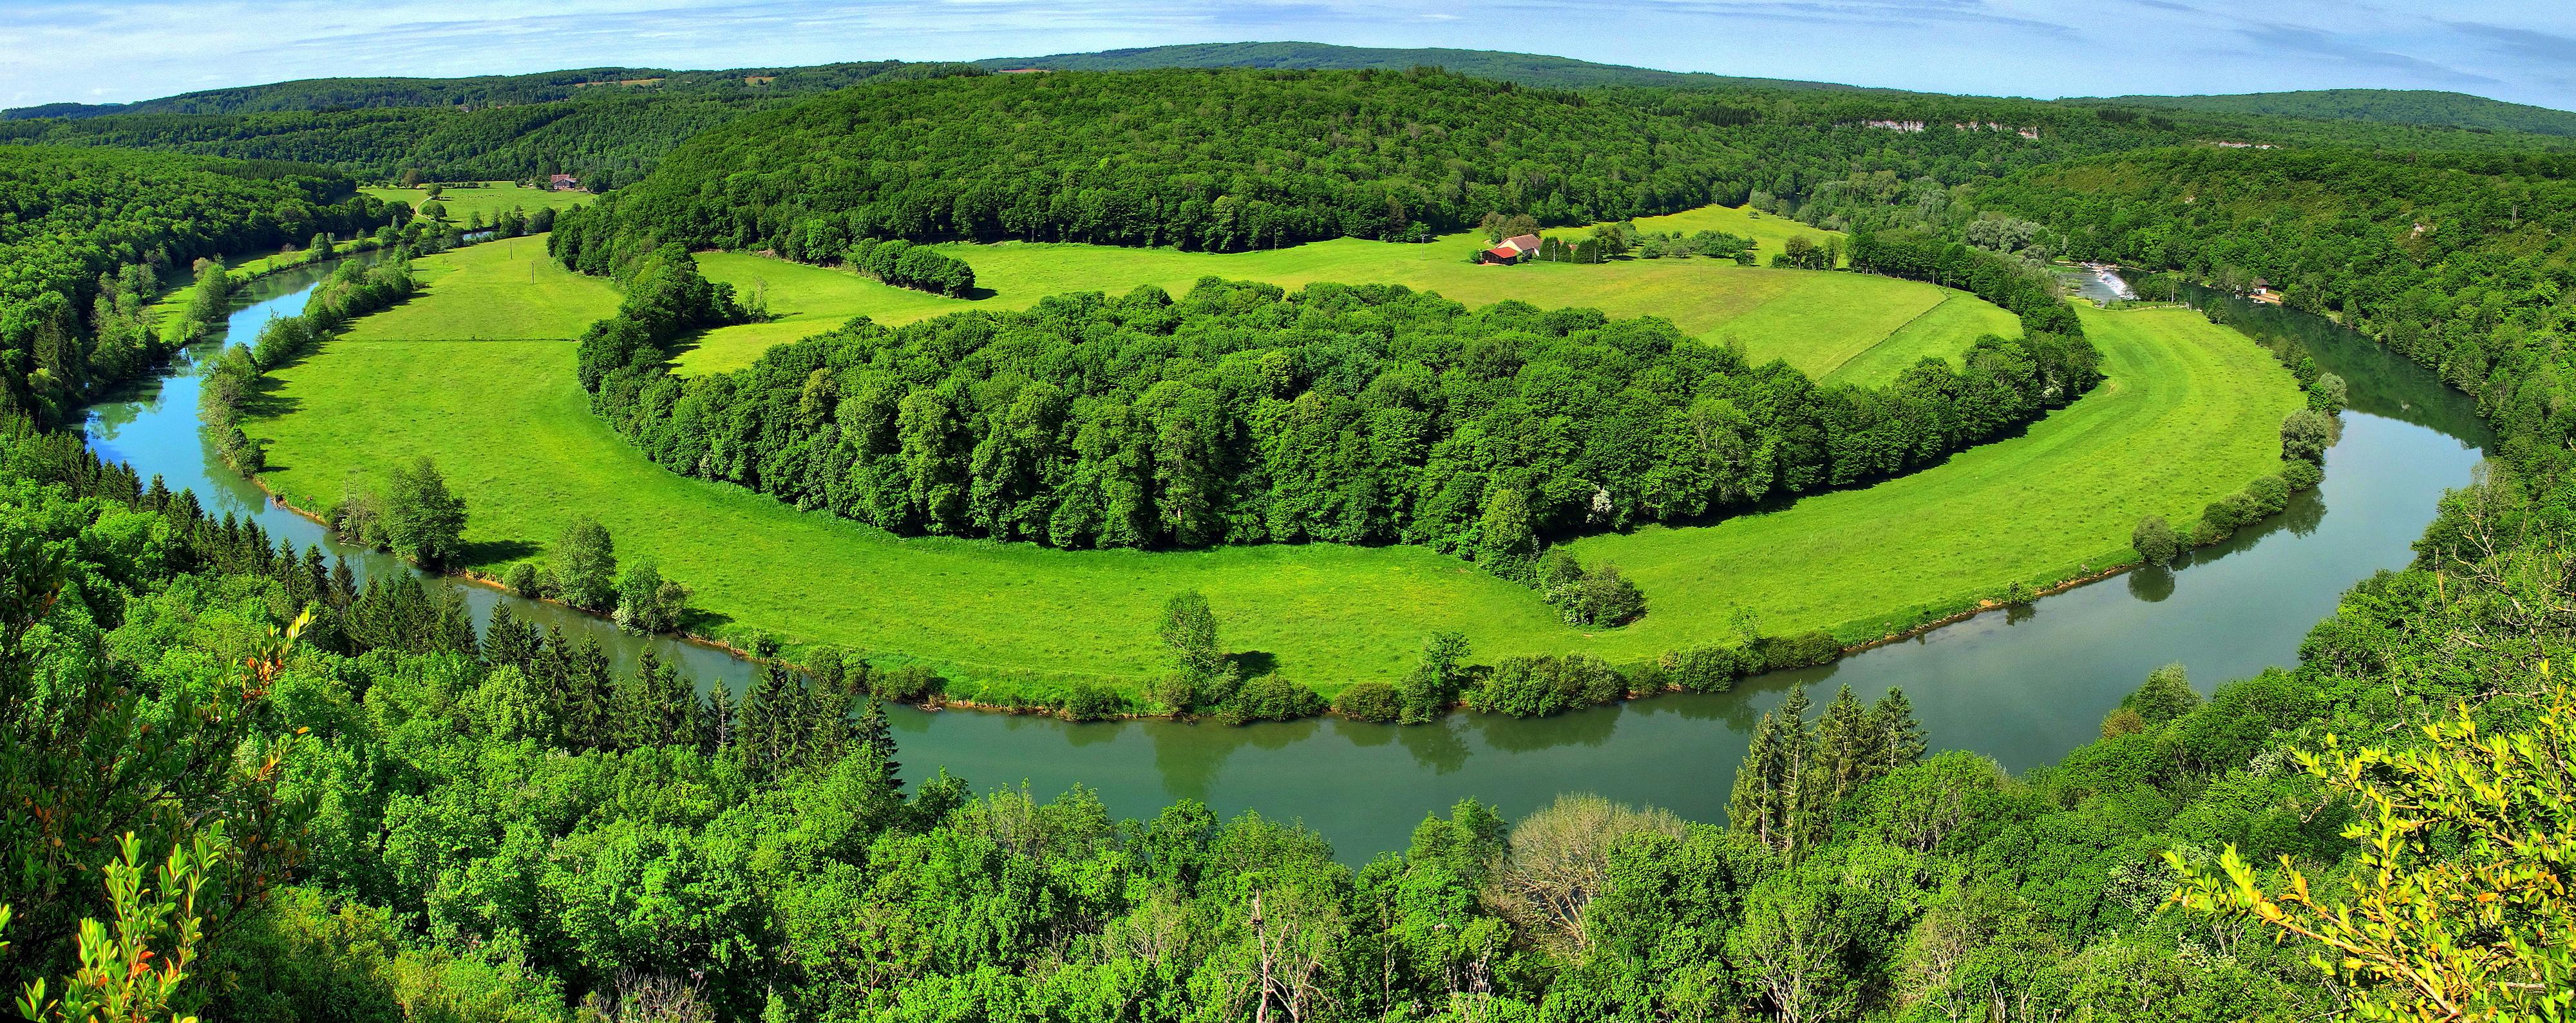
[249,231,2300,698]
[361,180,594,223]
[676,215,2013,382]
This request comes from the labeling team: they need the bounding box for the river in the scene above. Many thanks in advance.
[82,260,2488,859]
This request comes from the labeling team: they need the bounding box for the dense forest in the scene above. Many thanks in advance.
[971,41,1860,91]
[1973,146,2576,467]
[0,63,982,186]
[0,146,395,425]
[2089,88,2576,137]
[0,60,980,119]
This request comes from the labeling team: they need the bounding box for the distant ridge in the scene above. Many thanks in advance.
[2083,88,2576,137]
[0,61,976,120]
[969,41,1868,91]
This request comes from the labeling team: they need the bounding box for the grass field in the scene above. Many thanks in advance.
[252,233,2300,697]
[677,213,2014,382]
[361,180,593,223]
[339,234,619,341]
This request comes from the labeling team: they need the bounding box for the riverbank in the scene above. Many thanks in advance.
[80,247,2489,854]
[241,234,2306,715]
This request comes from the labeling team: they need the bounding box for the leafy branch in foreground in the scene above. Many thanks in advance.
[2167,674,2576,1022]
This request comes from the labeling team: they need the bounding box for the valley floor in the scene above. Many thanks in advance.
[246,231,2299,700]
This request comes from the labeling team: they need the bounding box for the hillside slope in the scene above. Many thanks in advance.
[972,41,1861,91]
[2088,88,2576,137]
[0,61,980,120]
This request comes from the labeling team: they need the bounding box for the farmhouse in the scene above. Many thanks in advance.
[1479,233,1543,265]
[549,173,580,191]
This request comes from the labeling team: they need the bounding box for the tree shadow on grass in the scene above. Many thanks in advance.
[460,537,539,566]
[1226,650,1278,678]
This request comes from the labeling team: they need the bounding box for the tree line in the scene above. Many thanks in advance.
[564,249,2100,575]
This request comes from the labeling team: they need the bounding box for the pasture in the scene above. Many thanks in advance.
[252,233,2298,698]
[361,180,593,223]
[676,216,2015,382]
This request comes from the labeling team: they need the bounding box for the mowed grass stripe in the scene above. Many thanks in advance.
[254,236,2298,696]
[1823,291,2026,387]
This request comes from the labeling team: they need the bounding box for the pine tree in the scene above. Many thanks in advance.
[852,697,901,792]
[483,604,540,673]
[1871,687,1926,774]
[564,637,614,751]
[1814,685,1874,803]
[1728,710,1787,852]
[433,588,478,659]
[703,684,737,755]
[328,556,357,607]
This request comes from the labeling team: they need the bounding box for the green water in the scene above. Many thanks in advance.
[82,265,2488,860]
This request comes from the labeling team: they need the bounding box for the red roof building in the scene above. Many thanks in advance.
[549,173,580,191]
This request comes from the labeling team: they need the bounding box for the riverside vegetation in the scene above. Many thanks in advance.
[5,52,2572,1020]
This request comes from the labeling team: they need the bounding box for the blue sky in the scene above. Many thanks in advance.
[3,0,2570,111]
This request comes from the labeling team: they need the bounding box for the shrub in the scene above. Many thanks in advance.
[2132,514,2177,567]
[869,664,945,703]
[1062,682,1125,722]
[502,560,547,598]
[1656,645,1751,694]
[2244,474,2290,518]
[1213,674,1325,725]
[2307,372,2347,414]
[1756,630,1842,672]
[1468,655,1624,717]
[2280,408,2334,462]
[1332,682,1403,723]
[2280,457,2324,492]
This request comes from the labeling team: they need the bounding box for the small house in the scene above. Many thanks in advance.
[1480,233,1544,265]
[549,173,580,191]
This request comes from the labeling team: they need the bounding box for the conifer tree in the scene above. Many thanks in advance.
[1815,685,1874,801]
[853,697,901,792]
[1871,688,1926,774]
[483,603,540,673]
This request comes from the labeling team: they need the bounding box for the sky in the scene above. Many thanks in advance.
[2,0,2571,111]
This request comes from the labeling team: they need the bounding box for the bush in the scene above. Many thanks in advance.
[2132,514,2177,568]
[1213,674,1325,725]
[1062,682,1125,722]
[1656,645,1750,694]
[2244,474,2290,518]
[1332,681,1403,722]
[2280,408,2334,462]
[1468,655,1624,717]
[1537,551,1647,627]
[502,560,547,598]
[2280,458,2324,492]
[1756,630,1842,672]
[869,664,945,703]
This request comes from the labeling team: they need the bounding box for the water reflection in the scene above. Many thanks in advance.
[79,262,2492,861]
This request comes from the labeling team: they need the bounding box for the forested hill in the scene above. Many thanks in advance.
[0,146,393,423]
[551,66,2241,265]
[2088,88,2576,137]
[971,41,1862,91]
[0,60,981,120]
